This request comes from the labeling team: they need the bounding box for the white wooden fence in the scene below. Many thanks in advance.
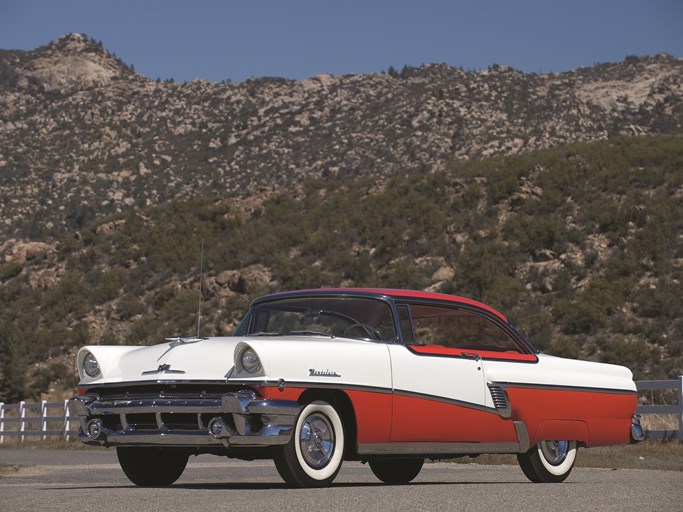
[0,400,74,443]
[0,377,681,443]
[635,376,683,440]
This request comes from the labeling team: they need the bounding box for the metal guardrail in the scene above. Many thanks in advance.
[0,377,681,443]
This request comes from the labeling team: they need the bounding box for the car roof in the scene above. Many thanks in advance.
[253,288,508,323]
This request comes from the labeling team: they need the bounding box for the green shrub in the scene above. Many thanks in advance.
[0,262,23,281]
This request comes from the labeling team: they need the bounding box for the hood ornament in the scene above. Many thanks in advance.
[155,336,208,360]
[165,336,207,345]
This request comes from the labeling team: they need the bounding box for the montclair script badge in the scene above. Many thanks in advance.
[309,368,341,378]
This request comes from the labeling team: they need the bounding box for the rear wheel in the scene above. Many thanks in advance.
[274,400,345,488]
[369,457,424,484]
[116,447,189,486]
[517,440,578,483]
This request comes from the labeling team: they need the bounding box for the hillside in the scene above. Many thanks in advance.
[0,135,681,401]
[1,34,682,240]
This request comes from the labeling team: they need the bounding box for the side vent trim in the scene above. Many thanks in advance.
[487,383,512,418]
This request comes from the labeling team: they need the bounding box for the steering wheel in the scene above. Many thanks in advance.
[342,323,378,339]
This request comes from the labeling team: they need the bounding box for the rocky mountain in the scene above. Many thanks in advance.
[1,34,682,240]
[1,35,682,403]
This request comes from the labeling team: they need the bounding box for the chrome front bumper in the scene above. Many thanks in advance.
[68,390,300,448]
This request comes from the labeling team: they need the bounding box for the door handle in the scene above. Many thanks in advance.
[460,352,482,361]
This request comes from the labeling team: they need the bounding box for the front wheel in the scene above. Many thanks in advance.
[116,447,189,486]
[369,457,424,484]
[274,400,345,488]
[517,440,578,483]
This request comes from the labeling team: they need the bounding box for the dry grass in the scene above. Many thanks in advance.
[576,442,683,471]
[640,413,679,433]
[0,464,21,477]
[0,437,104,450]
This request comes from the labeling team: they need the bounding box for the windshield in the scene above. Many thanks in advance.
[233,296,397,341]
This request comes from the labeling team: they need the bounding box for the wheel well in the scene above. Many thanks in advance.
[297,388,358,459]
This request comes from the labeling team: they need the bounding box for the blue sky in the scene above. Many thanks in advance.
[1,0,681,83]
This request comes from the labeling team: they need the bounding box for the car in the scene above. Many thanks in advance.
[68,288,644,487]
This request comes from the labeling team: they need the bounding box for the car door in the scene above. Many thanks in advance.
[388,302,517,443]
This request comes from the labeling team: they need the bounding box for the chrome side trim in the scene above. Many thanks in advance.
[358,441,522,456]
[393,389,496,414]
[487,383,512,418]
[491,381,637,395]
[514,420,530,452]
[359,420,531,456]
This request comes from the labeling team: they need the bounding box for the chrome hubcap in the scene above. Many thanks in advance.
[299,413,335,469]
[540,440,569,465]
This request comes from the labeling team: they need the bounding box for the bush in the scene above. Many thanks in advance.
[0,262,23,281]
[600,338,652,375]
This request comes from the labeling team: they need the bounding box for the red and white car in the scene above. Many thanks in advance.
[69,288,643,487]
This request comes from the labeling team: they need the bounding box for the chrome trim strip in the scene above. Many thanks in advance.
[359,420,530,456]
[406,346,539,364]
[358,441,523,456]
[228,379,395,396]
[238,381,495,414]
[74,398,224,415]
[79,429,226,447]
[514,420,530,452]
[230,381,494,415]
[393,388,496,414]
[78,379,234,389]
[490,381,637,395]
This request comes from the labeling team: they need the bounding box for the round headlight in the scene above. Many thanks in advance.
[241,347,262,374]
[82,351,101,378]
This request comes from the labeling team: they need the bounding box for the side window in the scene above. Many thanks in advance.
[408,304,521,353]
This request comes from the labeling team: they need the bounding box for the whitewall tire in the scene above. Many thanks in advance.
[517,440,578,483]
[274,400,345,487]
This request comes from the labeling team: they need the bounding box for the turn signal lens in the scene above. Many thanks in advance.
[83,351,101,378]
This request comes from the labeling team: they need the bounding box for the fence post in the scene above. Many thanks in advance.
[63,399,70,442]
[41,400,48,441]
[19,401,26,442]
[678,376,683,440]
[0,403,4,444]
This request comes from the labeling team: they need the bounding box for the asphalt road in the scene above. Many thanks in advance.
[1,449,681,512]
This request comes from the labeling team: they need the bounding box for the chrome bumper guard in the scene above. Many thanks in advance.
[630,414,645,443]
[68,391,300,448]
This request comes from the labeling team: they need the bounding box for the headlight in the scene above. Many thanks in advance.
[82,351,101,378]
[241,347,262,374]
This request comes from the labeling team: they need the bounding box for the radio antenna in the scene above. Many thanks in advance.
[196,238,204,337]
